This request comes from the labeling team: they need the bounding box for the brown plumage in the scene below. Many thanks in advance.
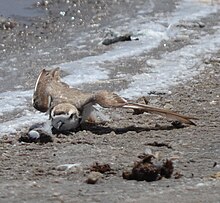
[33,67,197,131]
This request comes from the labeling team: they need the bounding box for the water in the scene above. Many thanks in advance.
[59,0,220,98]
[0,0,43,18]
[0,0,220,135]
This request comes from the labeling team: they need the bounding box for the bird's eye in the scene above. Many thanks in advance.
[69,113,75,119]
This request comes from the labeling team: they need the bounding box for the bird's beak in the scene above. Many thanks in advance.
[57,121,63,129]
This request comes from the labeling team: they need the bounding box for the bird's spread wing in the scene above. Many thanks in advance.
[94,91,197,125]
[95,90,127,108]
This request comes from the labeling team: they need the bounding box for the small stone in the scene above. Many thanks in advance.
[209,100,217,105]
[60,11,66,16]
[144,147,153,155]
[29,181,40,188]
[196,183,206,187]
[28,130,40,140]
[164,103,174,110]
[86,172,103,184]
[154,151,161,160]
[197,22,205,28]
[56,163,82,172]
[52,192,61,197]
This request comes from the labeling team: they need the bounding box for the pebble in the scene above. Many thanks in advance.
[28,181,39,188]
[196,183,206,187]
[209,100,217,105]
[164,103,174,110]
[86,171,103,184]
[144,147,153,155]
[28,130,40,140]
[60,11,66,16]
[56,163,82,172]
[154,151,161,160]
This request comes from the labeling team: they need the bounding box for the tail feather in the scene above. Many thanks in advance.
[123,102,197,126]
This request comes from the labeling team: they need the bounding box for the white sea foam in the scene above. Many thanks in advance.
[0,111,47,134]
[120,30,220,97]
[0,90,32,114]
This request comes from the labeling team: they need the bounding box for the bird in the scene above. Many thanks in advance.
[32,67,197,132]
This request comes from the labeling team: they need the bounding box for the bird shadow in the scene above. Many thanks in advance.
[75,121,187,135]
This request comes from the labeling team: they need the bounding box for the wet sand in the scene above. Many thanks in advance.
[0,1,220,202]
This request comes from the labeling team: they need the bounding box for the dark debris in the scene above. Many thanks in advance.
[89,162,112,174]
[123,154,174,182]
[145,141,172,149]
[18,130,53,144]
[0,17,17,30]
[173,171,184,179]
[171,120,185,128]
[102,34,132,45]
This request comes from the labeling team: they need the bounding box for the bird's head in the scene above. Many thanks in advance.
[50,103,81,132]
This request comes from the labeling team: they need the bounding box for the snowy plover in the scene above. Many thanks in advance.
[33,68,197,132]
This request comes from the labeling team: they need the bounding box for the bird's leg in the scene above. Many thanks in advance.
[133,96,149,115]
